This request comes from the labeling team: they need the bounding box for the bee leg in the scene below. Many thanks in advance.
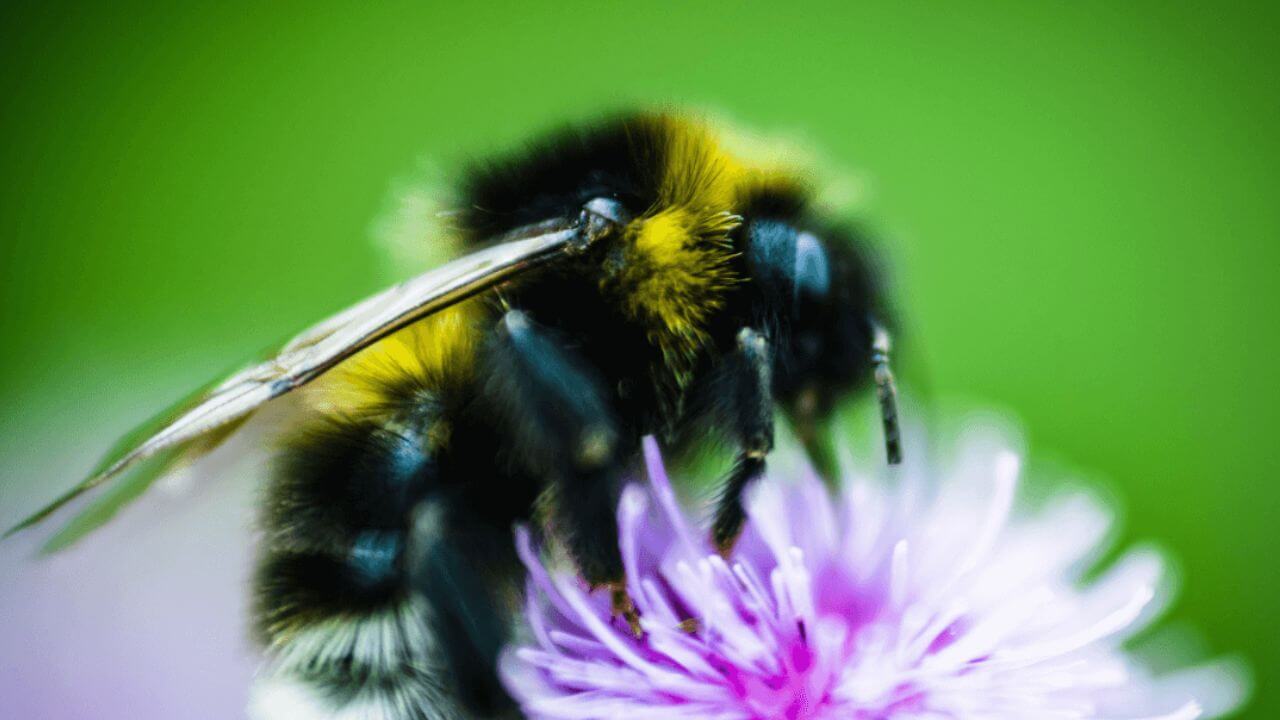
[712,327,775,556]
[791,383,840,484]
[408,495,519,718]
[481,309,637,633]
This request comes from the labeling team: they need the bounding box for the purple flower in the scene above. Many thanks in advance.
[501,430,1246,719]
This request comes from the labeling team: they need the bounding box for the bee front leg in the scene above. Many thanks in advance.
[712,327,775,556]
[481,310,640,636]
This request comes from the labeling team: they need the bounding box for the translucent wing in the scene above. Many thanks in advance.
[7,219,599,546]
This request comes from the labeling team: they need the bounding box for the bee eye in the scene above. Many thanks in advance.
[745,221,831,312]
[793,232,830,303]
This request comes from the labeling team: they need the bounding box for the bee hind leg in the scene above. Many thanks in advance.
[408,495,522,718]
[711,327,775,556]
[480,309,639,634]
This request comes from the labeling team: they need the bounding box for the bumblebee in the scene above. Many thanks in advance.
[8,113,900,718]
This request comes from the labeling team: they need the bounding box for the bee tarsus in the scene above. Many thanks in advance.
[712,326,775,556]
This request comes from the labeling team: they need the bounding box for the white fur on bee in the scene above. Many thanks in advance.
[249,672,463,720]
[267,595,437,679]
[253,595,464,720]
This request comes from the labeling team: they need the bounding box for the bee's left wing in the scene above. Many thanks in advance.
[7,202,621,549]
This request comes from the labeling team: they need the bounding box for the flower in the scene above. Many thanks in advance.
[501,428,1246,719]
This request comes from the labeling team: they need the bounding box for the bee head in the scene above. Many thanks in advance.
[742,219,900,465]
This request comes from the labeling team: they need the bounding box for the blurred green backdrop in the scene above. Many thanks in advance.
[1,1,1275,716]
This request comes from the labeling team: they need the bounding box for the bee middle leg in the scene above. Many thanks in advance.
[408,494,522,718]
[479,309,638,632]
[711,326,775,555]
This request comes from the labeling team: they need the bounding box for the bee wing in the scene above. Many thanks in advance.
[7,222,587,546]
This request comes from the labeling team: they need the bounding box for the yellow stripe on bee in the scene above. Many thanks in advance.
[657,114,808,212]
[622,207,738,346]
[611,115,802,389]
[303,300,486,418]
[655,117,743,210]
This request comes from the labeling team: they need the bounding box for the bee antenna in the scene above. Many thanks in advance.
[870,318,903,465]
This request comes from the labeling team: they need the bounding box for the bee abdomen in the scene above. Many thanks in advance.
[251,408,452,718]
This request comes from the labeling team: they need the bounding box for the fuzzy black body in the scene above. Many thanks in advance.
[251,114,890,719]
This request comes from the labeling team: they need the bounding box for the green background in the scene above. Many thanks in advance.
[1,1,1275,716]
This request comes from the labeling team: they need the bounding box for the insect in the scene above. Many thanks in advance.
[8,112,901,718]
